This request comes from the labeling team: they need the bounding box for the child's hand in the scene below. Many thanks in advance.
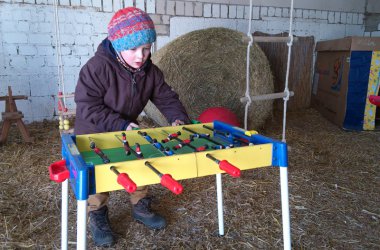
[171,119,185,126]
[126,122,139,131]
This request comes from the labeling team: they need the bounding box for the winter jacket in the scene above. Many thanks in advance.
[74,38,190,135]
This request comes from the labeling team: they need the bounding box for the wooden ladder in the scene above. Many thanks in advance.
[0,86,33,145]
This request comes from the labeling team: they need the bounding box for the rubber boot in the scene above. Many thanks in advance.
[88,206,115,247]
[132,197,166,229]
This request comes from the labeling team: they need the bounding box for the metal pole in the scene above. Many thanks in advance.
[280,167,291,250]
[144,161,163,177]
[61,179,68,250]
[76,200,87,250]
[216,173,224,235]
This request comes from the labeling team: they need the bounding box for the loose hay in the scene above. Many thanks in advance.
[0,109,379,249]
[145,27,274,129]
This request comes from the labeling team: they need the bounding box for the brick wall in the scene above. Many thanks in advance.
[0,0,371,122]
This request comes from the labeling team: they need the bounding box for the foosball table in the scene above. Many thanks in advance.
[49,121,290,250]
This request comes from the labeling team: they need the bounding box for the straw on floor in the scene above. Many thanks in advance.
[0,109,379,249]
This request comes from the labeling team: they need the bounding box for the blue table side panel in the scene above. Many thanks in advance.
[272,142,288,167]
[343,51,372,130]
[213,121,288,167]
[61,134,95,200]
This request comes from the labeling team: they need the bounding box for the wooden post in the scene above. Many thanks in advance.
[0,86,33,145]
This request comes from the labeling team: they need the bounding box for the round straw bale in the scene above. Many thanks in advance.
[145,27,274,129]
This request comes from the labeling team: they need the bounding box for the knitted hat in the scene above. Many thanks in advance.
[108,7,156,52]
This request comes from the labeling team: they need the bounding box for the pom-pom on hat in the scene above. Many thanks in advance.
[108,7,156,52]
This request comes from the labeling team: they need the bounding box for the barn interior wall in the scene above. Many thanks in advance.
[0,0,376,122]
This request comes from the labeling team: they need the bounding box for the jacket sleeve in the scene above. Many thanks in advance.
[75,62,128,132]
[150,70,190,124]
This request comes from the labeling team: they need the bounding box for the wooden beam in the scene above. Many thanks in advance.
[0,95,28,101]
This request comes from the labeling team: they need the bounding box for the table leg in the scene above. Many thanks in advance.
[77,200,87,250]
[216,173,224,236]
[280,167,291,250]
[61,179,68,250]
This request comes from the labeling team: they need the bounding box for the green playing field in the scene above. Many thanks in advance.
[81,137,225,165]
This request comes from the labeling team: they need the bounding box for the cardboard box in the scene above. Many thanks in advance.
[312,37,380,130]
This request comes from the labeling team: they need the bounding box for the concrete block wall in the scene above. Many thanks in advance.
[167,4,365,48]
[365,24,380,37]
[0,2,114,122]
[364,0,380,37]
[0,0,373,122]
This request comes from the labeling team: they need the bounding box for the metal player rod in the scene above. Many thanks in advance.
[182,127,228,148]
[114,134,143,159]
[88,137,110,164]
[202,125,248,146]
[144,161,162,176]
[138,131,174,156]
[144,161,183,195]
[240,91,294,103]
[161,130,208,152]
[202,125,229,136]
[206,154,241,178]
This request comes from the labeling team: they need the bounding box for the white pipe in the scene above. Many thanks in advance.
[61,179,68,250]
[280,167,291,250]
[242,35,299,43]
[76,200,87,250]
[216,173,224,235]
[240,91,294,103]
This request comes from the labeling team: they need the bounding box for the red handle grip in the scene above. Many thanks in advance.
[160,174,183,195]
[117,173,137,193]
[49,159,70,183]
[219,160,241,177]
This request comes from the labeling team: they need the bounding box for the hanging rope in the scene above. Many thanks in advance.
[244,0,295,143]
[281,0,294,143]
[243,0,254,130]
[243,3,295,250]
[53,0,66,106]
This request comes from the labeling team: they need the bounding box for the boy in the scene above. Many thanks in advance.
[74,7,190,247]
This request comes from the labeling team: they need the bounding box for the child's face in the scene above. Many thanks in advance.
[120,44,152,69]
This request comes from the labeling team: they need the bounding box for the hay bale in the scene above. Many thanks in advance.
[145,27,274,129]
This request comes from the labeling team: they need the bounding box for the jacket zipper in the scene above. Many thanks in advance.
[128,73,137,114]
[131,74,137,96]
